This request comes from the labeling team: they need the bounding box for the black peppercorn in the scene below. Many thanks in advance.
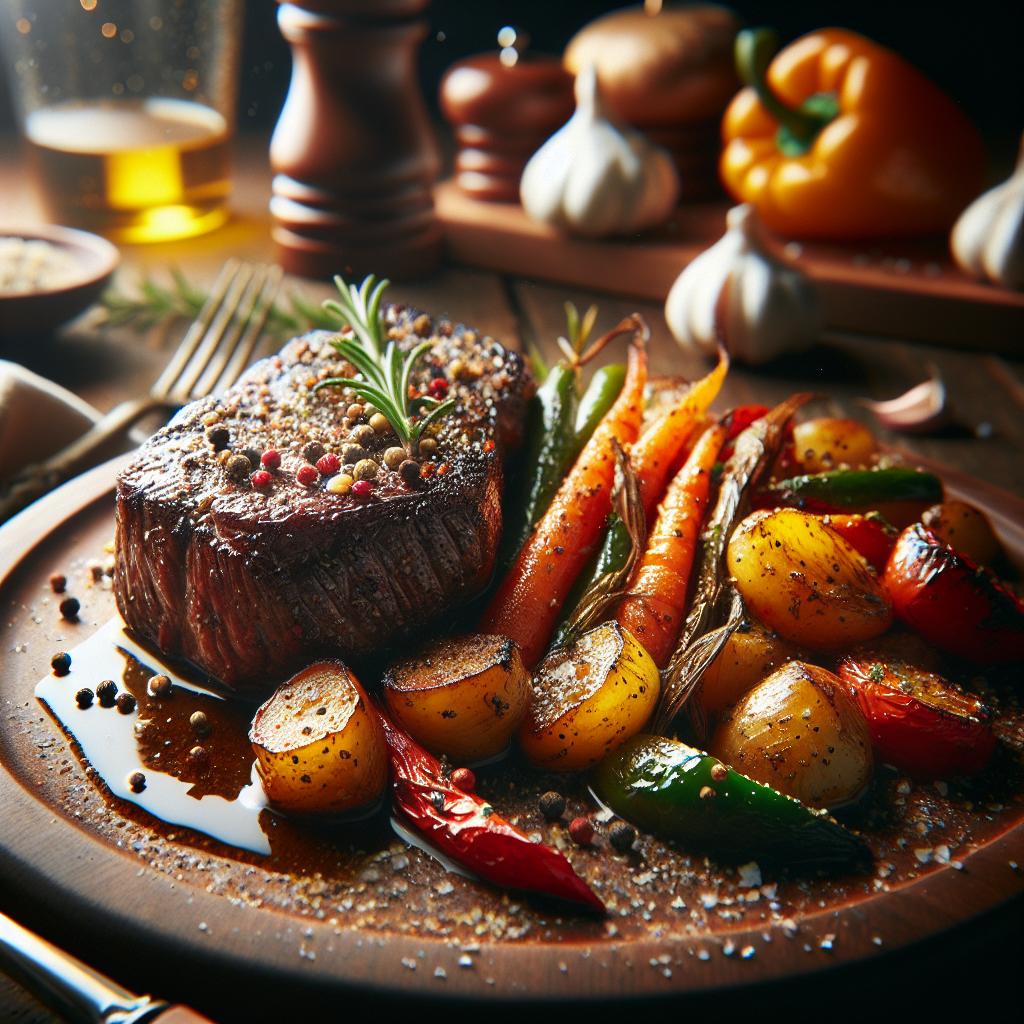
[301,440,325,464]
[399,459,420,486]
[147,674,172,698]
[49,573,67,593]
[225,454,252,482]
[116,692,137,715]
[59,596,80,621]
[50,651,72,676]
[128,771,147,793]
[242,447,262,469]
[538,791,566,820]
[608,821,636,853]
[189,745,209,768]
[75,687,94,708]
[190,710,211,738]
[205,425,230,450]
[95,679,118,707]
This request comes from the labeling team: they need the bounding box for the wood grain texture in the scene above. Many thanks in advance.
[0,458,1022,1021]
[436,181,1024,353]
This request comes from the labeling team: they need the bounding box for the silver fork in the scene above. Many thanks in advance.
[0,260,283,520]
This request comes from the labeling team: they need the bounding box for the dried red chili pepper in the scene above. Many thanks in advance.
[379,713,604,912]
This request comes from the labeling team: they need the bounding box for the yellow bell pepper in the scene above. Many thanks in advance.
[720,28,985,239]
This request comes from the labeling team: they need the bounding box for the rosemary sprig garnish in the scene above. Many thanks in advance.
[314,275,455,457]
[95,269,337,341]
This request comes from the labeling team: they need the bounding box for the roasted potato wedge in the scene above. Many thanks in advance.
[728,508,893,650]
[250,660,387,814]
[921,500,1001,566]
[792,417,876,473]
[711,661,873,809]
[698,618,806,714]
[382,634,530,762]
[519,622,659,772]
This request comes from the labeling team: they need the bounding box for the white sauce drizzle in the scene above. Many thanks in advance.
[35,617,271,855]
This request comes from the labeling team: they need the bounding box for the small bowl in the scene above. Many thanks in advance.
[0,225,119,338]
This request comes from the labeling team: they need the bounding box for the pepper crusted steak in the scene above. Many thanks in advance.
[113,310,531,693]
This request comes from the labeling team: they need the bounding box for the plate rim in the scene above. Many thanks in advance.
[1,454,1023,1002]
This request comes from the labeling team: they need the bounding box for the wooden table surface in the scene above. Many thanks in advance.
[1,136,1023,1021]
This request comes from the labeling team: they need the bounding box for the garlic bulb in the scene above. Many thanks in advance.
[665,204,821,365]
[520,65,678,238]
[951,144,1024,289]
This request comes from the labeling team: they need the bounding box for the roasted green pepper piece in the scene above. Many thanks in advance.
[594,734,871,870]
[766,467,942,512]
[503,361,625,568]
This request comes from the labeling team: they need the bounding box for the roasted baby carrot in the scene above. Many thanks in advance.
[617,422,728,668]
[481,322,648,666]
[632,350,728,521]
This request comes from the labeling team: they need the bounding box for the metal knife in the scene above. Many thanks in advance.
[0,910,213,1024]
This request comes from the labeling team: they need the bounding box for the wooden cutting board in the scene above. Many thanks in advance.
[435,181,1024,354]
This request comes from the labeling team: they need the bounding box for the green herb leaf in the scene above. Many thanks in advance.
[319,275,456,456]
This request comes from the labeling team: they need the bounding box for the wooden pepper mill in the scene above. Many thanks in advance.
[270,0,441,280]
[440,29,574,203]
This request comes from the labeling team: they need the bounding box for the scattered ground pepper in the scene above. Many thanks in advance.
[59,596,80,621]
[539,791,566,820]
[50,651,71,676]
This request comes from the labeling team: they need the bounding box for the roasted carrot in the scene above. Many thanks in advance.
[631,351,728,522]
[617,422,728,668]
[549,352,728,651]
[482,325,648,667]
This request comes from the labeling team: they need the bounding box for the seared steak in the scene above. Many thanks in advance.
[114,309,530,693]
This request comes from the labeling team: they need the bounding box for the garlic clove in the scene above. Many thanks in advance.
[520,64,679,238]
[951,138,1024,290]
[665,204,820,365]
[859,366,949,435]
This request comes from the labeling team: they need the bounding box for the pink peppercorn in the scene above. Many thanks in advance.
[428,377,449,397]
[250,470,273,489]
[296,464,319,487]
[316,452,340,476]
[351,479,373,496]
[260,449,281,470]
[568,816,594,846]
[451,767,476,791]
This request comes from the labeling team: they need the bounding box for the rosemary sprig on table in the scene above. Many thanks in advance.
[314,275,456,457]
[96,269,337,340]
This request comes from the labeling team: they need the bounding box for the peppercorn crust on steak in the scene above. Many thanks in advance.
[113,311,530,693]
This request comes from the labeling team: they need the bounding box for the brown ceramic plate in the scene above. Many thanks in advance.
[0,224,119,338]
[1,454,1023,1013]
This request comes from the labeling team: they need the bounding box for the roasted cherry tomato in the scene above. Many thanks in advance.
[822,513,898,573]
[837,655,995,778]
[884,524,1024,664]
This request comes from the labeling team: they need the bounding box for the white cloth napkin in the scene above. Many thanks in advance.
[0,359,101,482]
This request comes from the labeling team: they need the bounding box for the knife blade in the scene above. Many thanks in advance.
[0,909,213,1024]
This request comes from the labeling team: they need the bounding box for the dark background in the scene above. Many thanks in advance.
[2,1,1022,158]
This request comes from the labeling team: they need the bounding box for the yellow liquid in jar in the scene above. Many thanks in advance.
[25,98,232,243]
